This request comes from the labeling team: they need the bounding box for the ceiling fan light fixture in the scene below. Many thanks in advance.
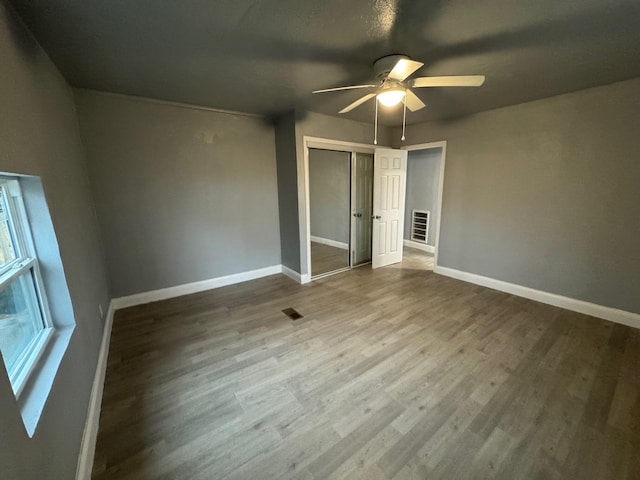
[377,88,406,107]
[311,54,485,144]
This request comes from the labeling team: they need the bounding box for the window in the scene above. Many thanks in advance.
[0,178,53,397]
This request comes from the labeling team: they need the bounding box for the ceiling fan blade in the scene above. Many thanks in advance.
[387,58,424,81]
[312,84,376,94]
[404,89,426,112]
[410,75,486,87]
[339,93,376,113]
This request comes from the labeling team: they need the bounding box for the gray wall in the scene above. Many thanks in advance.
[294,110,392,151]
[308,149,351,245]
[393,78,640,314]
[274,111,300,272]
[404,148,442,246]
[75,90,281,298]
[0,2,111,478]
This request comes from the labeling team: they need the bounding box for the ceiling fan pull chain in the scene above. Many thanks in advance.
[374,98,378,145]
[401,97,407,141]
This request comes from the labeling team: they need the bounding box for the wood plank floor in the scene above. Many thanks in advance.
[92,250,640,479]
[311,242,349,276]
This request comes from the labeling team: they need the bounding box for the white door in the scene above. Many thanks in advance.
[372,148,408,269]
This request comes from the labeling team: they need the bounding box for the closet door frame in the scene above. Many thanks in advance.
[301,137,381,283]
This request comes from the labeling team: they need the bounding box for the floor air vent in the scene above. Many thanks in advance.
[282,307,303,320]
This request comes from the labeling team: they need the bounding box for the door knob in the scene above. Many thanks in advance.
[373,215,381,219]
[353,213,363,218]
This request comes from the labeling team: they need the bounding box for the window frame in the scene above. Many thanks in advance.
[0,177,54,397]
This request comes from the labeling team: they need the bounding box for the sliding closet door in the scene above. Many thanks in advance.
[351,153,373,266]
[308,148,351,277]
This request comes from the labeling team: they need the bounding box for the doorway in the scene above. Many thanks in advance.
[402,142,446,271]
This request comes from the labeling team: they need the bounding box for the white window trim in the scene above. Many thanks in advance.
[0,177,54,398]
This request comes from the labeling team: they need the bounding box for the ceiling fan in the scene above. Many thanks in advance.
[312,54,485,115]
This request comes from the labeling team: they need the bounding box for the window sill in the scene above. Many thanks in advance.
[16,325,74,437]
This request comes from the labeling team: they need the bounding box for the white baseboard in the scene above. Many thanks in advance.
[403,239,435,254]
[76,301,115,480]
[310,235,349,250]
[434,266,640,330]
[75,263,302,478]
[281,266,312,285]
[112,265,282,309]
[281,265,302,283]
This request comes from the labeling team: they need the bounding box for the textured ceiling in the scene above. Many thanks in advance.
[10,0,640,126]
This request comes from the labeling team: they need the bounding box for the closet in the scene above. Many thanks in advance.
[308,148,374,278]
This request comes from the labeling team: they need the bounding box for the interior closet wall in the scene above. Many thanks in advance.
[274,111,300,273]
